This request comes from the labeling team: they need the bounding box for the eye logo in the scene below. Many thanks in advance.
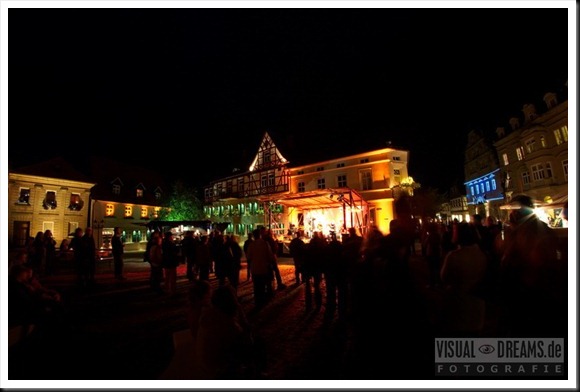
[478,344,495,354]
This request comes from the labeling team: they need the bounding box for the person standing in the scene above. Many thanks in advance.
[69,228,86,287]
[162,231,179,296]
[243,232,254,282]
[43,229,57,276]
[112,227,126,281]
[148,233,164,295]
[82,227,97,286]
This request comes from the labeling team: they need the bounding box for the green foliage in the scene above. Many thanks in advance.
[157,180,204,221]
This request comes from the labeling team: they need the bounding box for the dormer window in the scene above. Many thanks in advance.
[155,191,161,200]
[113,184,121,195]
[18,188,30,204]
[43,191,57,210]
[68,193,84,211]
[136,189,143,198]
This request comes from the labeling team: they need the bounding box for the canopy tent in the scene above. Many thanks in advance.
[256,187,368,210]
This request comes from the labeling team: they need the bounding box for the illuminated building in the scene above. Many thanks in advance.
[203,131,412,243]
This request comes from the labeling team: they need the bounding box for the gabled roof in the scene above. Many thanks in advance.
[11,156,94,184]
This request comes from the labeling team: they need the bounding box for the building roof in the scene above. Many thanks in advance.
[10,156,94,184]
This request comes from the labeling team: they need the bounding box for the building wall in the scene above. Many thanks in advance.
[7,173,94,248]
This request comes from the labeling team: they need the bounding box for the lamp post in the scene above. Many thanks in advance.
[93,219,104,249]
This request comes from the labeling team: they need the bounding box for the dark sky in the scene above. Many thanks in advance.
[7,6,570,191]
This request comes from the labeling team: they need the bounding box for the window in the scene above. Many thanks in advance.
[540,136,547,148]
[43,191,57,209]
[106,203,115,216]
[393,169,401,175]
[531,164,545,181]
[502,153,509,166]
[124,205,133,218]
[113,184,121,195]
[238,178,244,192]
[522,171,530,185]
[561,126,568,142]
[562,160,568,181]
[264,150,271,164]
[68,222,79,236]
[337,175,347,187]
[360,158,369,164]
[491,179,496,190]
[392,156,401,161]
[525,138,536,154]
[317,178,326,190]
[554,129,563,145]
[545,162,553,178]
[298,182,305,192]
[261,175,267,187]
[153,207,161,219]
[18,188,30,204]
[297,170,304,175]
[155,191,161,200]
[141,207,148,218]
[268,173,275,186]
[316,167,324,172]
[136,189,143,198]
[486,182,490,192]
[69,193,83,210]
[360,170,372,191]
[516,147,525,161]
[470,186,475,196]
[336,163,345,168]
[42,221,54,233]
[479,183,484,194]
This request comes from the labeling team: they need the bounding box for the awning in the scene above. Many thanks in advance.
[256,187,368,210]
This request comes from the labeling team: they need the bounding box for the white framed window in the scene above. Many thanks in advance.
[69,193,83,210]
[317,178,326,190]
[522,171,530,185]
[491,179,496,190]
[479,183,484,194]
[360,169,372,191]
[113,184,121,195]
[502,153,509,166]
[261,175,267,187]
[470,186,474,196]
[540,136,547,148]
[268,173,275,186]
[124,205,133,218]
[298,182,305,192]
[486,182,490,192]
[516,147,524,161]
[68,222,78,236]
[44,190,57,209]
[337,174,347,187]
[531,164,545,181]
[562,160,568,181]
[43,221,54,233]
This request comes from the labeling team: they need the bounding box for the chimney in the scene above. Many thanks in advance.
[509,117,520,131]
[496,127,506,139]
[543,92,558,109]
[522,104,537,123]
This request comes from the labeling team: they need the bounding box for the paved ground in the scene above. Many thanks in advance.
[8,249,445,383]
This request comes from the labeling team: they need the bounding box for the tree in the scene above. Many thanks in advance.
[411,187,445,219]
[156,180,204,221]
[400,176,421,196]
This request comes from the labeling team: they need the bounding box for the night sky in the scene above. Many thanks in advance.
[7,5,570,191]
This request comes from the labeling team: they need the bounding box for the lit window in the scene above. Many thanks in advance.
[562,160,568,181]
[531,164,545,181]
[69,193,83,210]
[486,182,490,192]
[522,171,530,185]
[554,129,563,145]
[337,175,347,187]
[540,136,547,148]
[141,207,148,218]
[491,179,496,190]
[124,205,133,218]
[394,169,401,175]
[106,203,115,216]
[516,147,524,161]
[43,191,57,209]
[479,183,484,194]
[298,182,305,192]
[18,188,30,204]
[136,189,143,198]
[153,207,161,219]
[360,170,372,191]
[561,126,568,142]
[317,178,326,190]
[113,184,121,195]
[470,186,474,196]
[502,153,509,166]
